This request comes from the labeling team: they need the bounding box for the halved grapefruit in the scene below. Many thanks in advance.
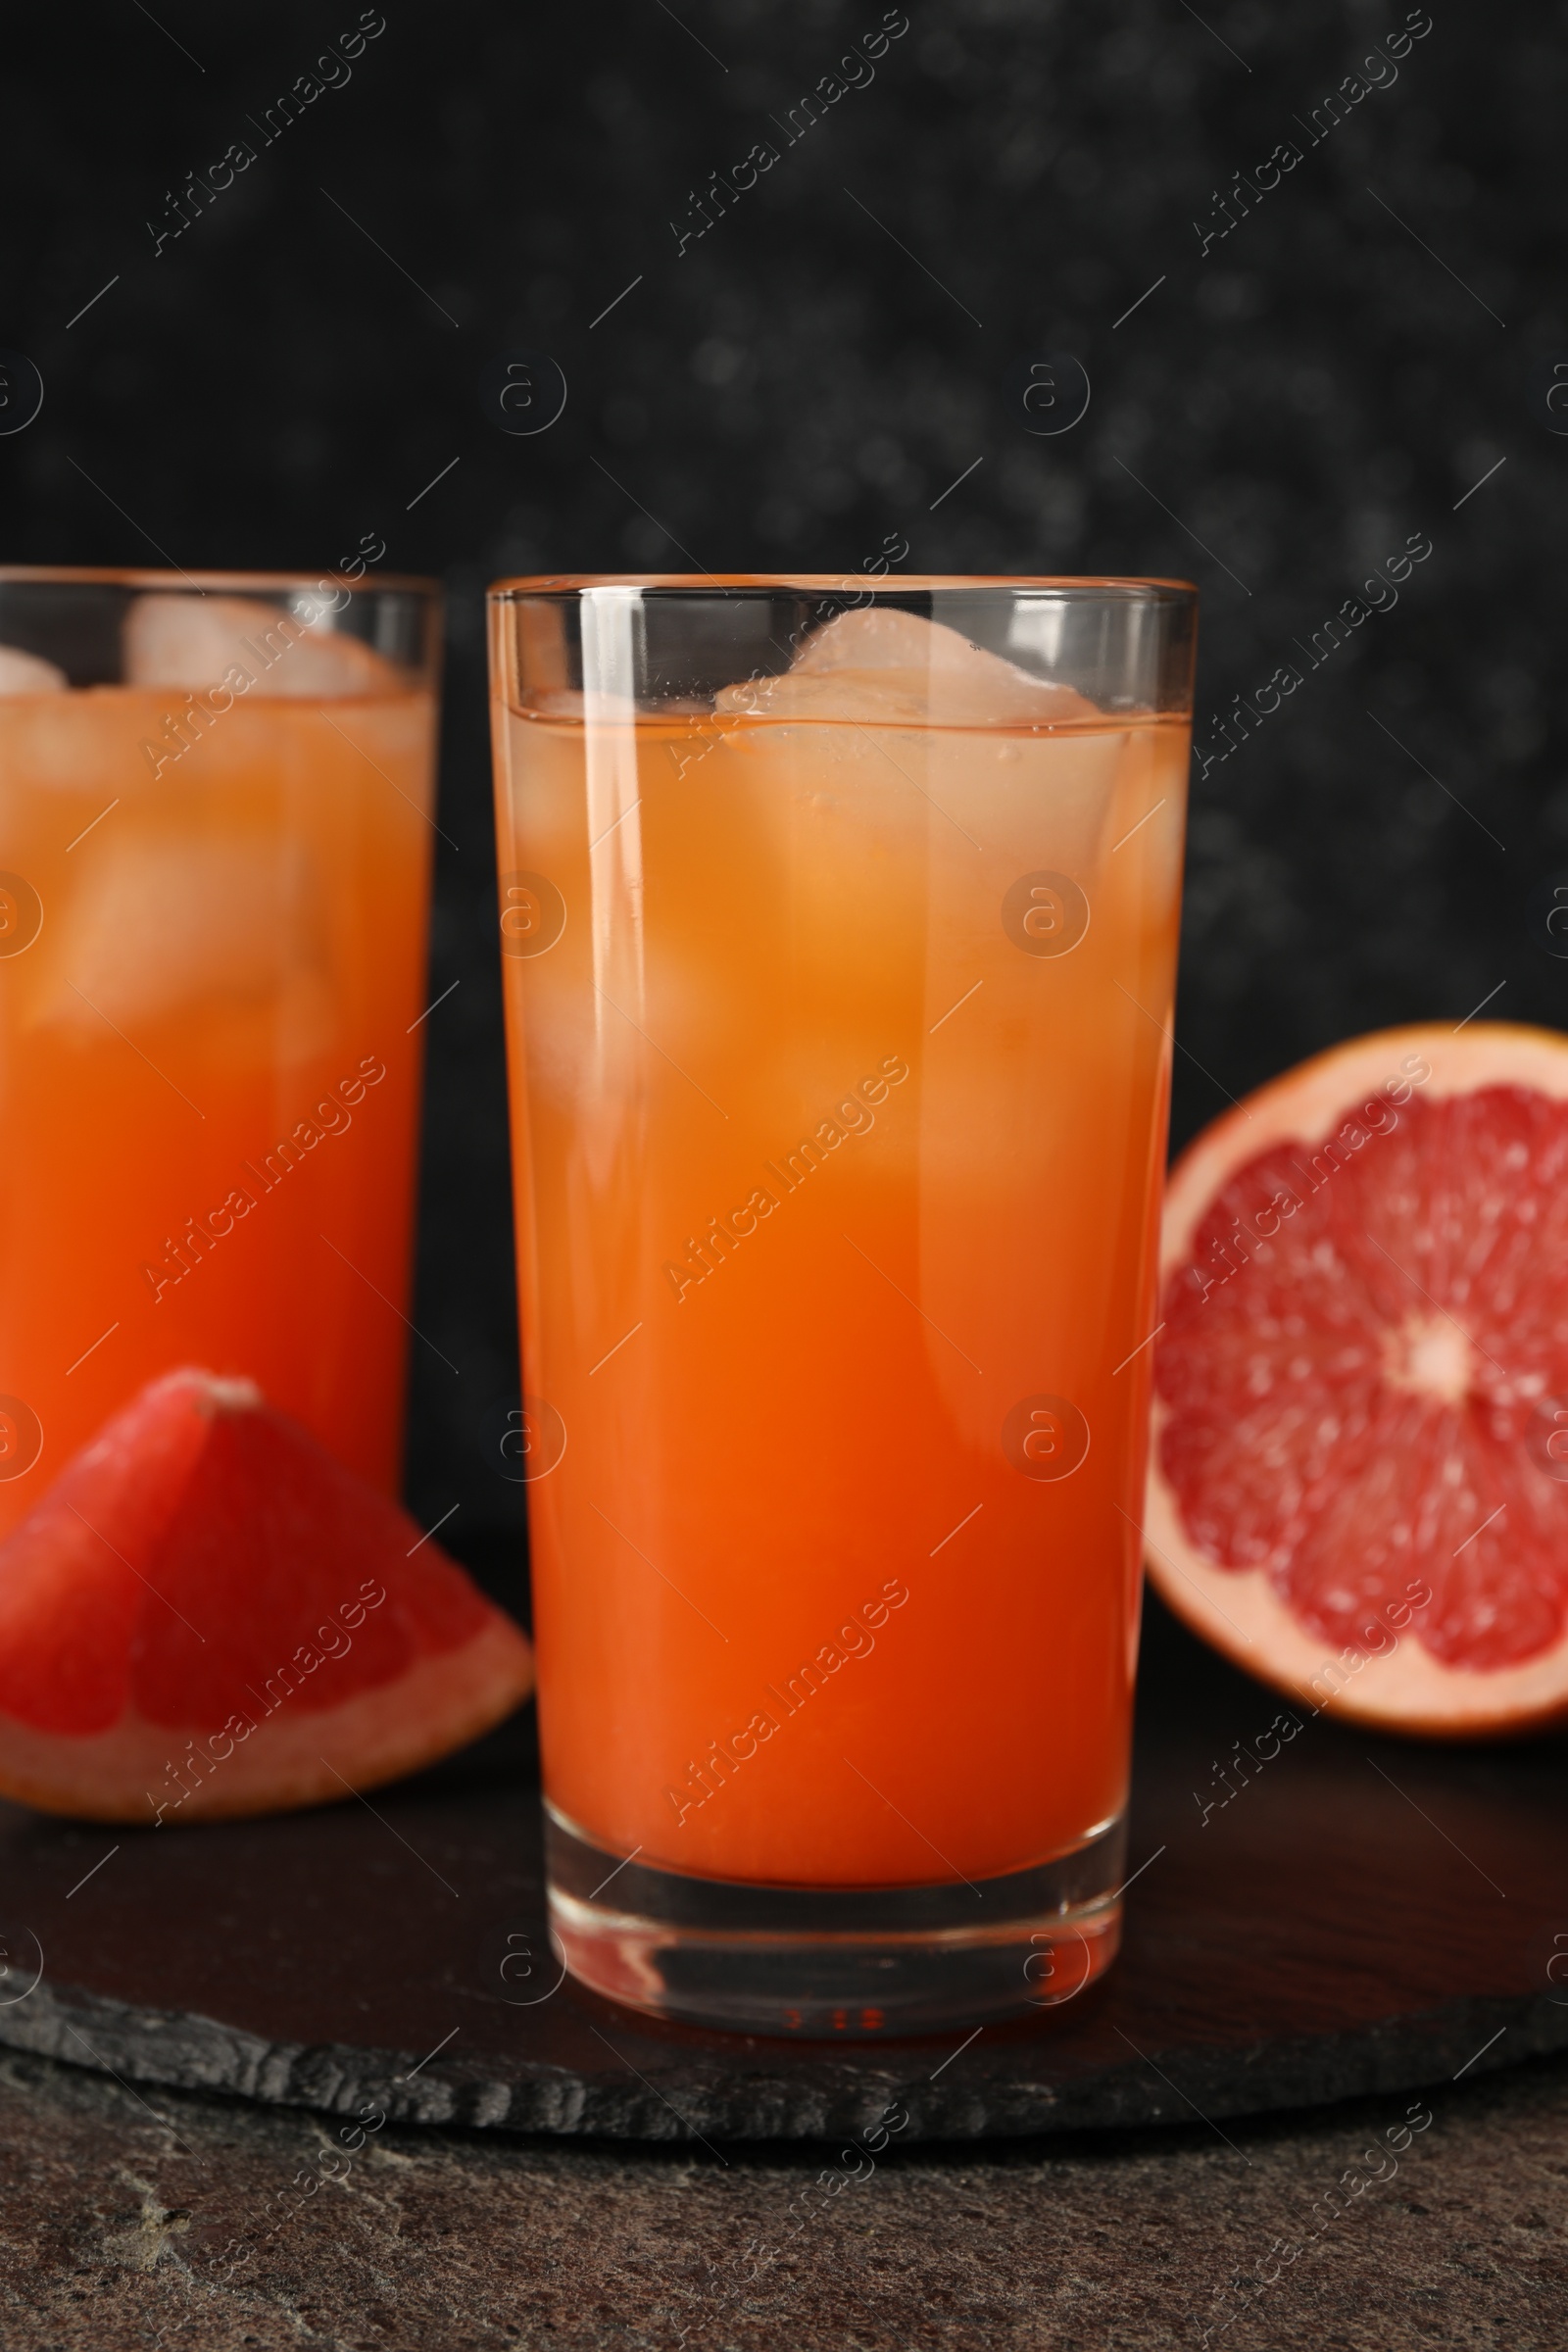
[1148,1022,1568,1739]
[0,1368,533,1822]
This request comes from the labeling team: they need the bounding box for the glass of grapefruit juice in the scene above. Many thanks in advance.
[0,567,441,1538]
[489,575,1197,2034]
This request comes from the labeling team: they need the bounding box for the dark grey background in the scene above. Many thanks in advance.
[1,0,1555,1535]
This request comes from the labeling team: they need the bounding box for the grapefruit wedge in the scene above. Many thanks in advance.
[1148,1022,1568,1739]
[0,1368,533,1822]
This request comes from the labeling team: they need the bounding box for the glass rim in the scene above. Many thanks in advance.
[488,571,1198,604]
[0,564,441,596]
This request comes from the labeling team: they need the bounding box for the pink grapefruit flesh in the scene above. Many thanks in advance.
[1148,1023,1568,1738]
[0,1368,533,1822]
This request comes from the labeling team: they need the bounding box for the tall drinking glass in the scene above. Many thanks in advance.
[489,576,1196,2034]
[0,566,441,1531]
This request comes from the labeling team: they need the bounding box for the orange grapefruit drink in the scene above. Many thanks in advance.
[490,577,1197,2033]
[0,570,439,1540]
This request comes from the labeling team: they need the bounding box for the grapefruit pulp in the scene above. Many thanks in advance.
[1149,1022,1568,1737]
[0,1367,533,1821]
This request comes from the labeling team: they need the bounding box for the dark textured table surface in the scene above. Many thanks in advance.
[4,1597,1566,2346]
[4,2038,1566,2350]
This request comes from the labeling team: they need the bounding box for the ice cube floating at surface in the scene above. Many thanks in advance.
[713,607,1102,725]
[0,646,68,693]
[125,594,401,699]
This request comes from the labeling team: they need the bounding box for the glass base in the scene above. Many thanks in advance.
[545,1807,1125,2036]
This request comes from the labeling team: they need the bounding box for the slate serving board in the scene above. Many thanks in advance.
[1,1594,1564,2144]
